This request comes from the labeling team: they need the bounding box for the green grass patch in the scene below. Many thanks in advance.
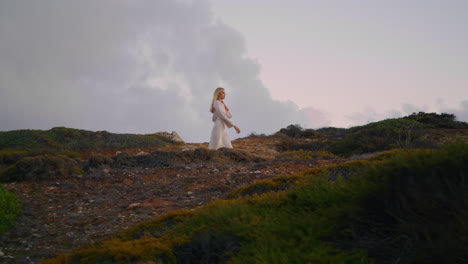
[276,149,337,160]
[0,185,22,235]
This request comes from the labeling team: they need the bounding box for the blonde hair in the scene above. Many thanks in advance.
[210,87,225,113]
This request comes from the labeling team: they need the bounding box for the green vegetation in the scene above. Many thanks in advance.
[41,144,468,264]
[277,112,467,156]
[0,154,84,182]
[0,127,183,182]
[337,144,468,264]
[405,112,468,129]
[0,185,22,235]
[0,127,181,153]
[276,149,337,160]
[328,118,427,156]
[276,124,326,138]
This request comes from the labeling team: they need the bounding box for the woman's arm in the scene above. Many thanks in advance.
[221,101,233,118]
[214,101,235,128]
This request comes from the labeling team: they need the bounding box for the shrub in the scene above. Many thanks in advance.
[0,155,83,182]
[0,185,22,234]
[275,124,326,138]
[86,155,113,169]
[0,150,28,165]
[275,135,330,152]
[316,127,349,139]
[339,144,468,264]
[404,112,468,129]
[328,119,426,156]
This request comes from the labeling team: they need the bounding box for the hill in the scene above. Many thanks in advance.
[0,112,467,263]
[0,127,182,152]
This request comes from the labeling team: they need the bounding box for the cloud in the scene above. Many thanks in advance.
[401,104,430,115]
[345,105,420,127]
[302,106,331,128]
[442,100,468,122]
[0,0,307,142]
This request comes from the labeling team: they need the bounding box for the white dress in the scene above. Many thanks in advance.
[209,100,235,150]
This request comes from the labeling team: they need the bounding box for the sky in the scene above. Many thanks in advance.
[1,0,467,143]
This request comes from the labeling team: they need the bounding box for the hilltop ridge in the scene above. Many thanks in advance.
[0,112,467,263]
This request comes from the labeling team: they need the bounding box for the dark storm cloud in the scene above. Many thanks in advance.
[0,0,307,142]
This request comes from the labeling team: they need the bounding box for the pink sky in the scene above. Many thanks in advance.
[211,0,468,128]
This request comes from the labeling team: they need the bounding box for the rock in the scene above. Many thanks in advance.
[127,203,141,210]
[181,146,196,151]
[136,149,148,156]
[154,131,184,143]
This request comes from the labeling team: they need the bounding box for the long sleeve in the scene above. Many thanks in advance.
[213,101,234,128]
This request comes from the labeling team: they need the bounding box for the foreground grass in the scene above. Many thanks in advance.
[0,185,22,235]
[42,144,467,264]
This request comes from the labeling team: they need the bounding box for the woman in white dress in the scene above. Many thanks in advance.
[208,87,241,149]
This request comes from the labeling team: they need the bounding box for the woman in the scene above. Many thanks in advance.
[208,87,241,149]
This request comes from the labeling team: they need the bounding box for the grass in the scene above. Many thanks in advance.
[276,149,337,160]
[0,127,182,153]
[0,185,22,235]
[276,112,467,157]
[41,143,468,263]
[0,127,183,182]
[339,144,468,263]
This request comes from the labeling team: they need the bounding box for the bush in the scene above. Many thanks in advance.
[316,127,349,139]
[0,150,28,165]
[275,136,331,152]
[0,155,83,182]
[86,155,113,169]
[328,119,426,156]
[339,144,468,264]
[0,185,22,234]
[405,112,468,129]
[275,124,326,138]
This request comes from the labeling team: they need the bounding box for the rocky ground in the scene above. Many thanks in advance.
[0,136,342,263]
